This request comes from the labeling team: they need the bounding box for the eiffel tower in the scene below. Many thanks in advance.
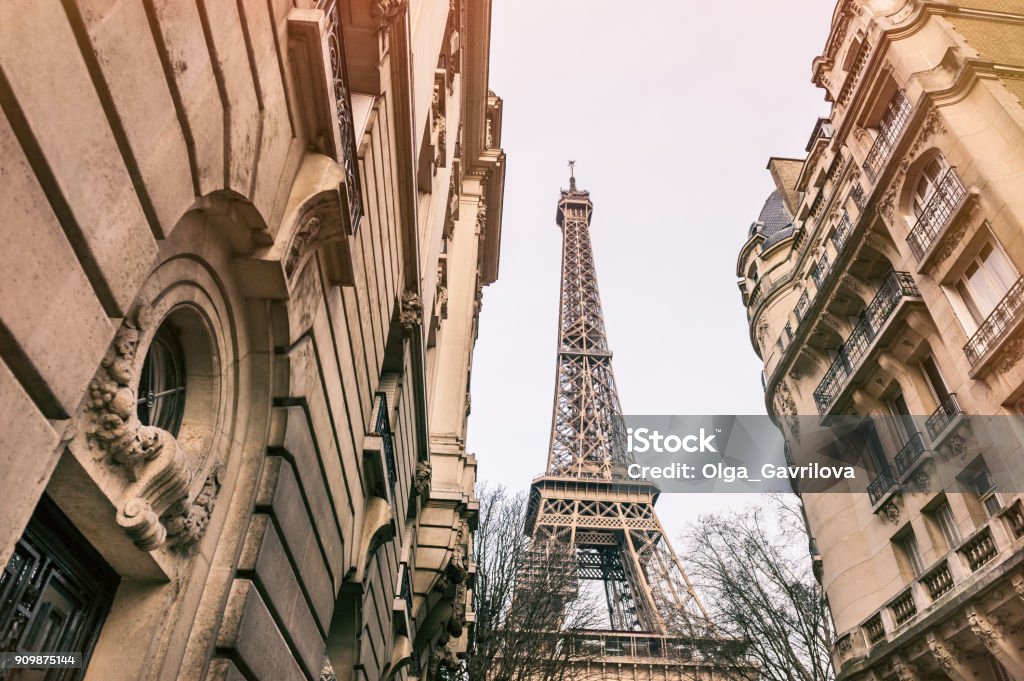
[519,164,749,676]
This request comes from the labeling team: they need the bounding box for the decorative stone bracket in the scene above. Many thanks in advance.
[400,290,424,332]
[83,308,222,553]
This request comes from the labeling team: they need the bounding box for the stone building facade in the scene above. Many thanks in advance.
[737,1,1024,679]
[0,1,505,680]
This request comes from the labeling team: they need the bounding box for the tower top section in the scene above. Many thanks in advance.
[557,159,592,228]
[545,162,628,478]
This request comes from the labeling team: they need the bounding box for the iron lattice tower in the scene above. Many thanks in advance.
[522,166,729,660]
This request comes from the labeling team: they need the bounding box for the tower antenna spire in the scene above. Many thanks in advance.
[568,159,576,191]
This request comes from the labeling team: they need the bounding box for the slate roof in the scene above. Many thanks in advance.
[754,190,795,250]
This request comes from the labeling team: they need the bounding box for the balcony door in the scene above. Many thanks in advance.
[910,157,948,218]
[0,497,118,680]
[955,241,1017,325]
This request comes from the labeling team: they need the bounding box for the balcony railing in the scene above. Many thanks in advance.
[400,564,414,615]
[812,253,830,287]
[960,527,998,572]
[374,392,398,498]
[906,168,967,260]
[831,212,853,252]
[893,433,926,477]
[864,613,885,645]
[863,92,912,182]
[925,393,962,440]
[1002,500,1024,540]
[868,468,896,505]
[963,275,1024,366]
[319,0,364,233]
[921,561,954,601]
[851,185,866,210]
[795,290,811,322]
[814,271,920,414]
[891,589,917,626]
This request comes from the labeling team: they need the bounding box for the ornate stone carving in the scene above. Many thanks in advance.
[86,307,161,471]
[429,640,459,678]
[773,380,800,443]
[447,172,459,223]
[432,83,447,168]
[945,435,967,459]
[164,464,224,552]
[435,285,449,320]
[372,0,408,28]
[876,107,948,224]
[927,632,959,674]
[891,654,919,681]
[432,542,468,594]
[475,196,488,238]
[400,290,423,331]
[880,495,902,524]
[116,428,193,551]
[285,215,322,280]
[911,466,931,493]
[756,319,769,352]
[967,607,1003,651]
[996,337,1024,374]
[413,460,431,499]
[447,582,467,636]
[84,307,200,552]
[283,198,349,283]
[473,280,484,316]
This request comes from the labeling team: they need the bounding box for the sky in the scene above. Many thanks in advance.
[467,1,836,543]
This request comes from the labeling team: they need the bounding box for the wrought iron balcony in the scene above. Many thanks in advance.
[831,212,853,252]
[925,393,962,440]
[862,92,912,182]
[851,185,866,210]
[318,0,364,233]
[374,392,398,498]
[400,564,414,615]
[794,290,811,322]
[812,253,830,287]
[813,271,921,414]
[906,168,967,260]
[963,275,1024,367]
[893,433,926,477]
[867,468,896,505]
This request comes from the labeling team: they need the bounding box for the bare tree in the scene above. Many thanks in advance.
[685,495,834,681]
[465,485,602,681]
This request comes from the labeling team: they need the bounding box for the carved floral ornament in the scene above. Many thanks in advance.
[880,494,903,525]
[926,632,960,674]
[83,305,222,553]
[284,193,349,284]
[877,107,949,221]
[372,0,408,29]
[400,290,424,331]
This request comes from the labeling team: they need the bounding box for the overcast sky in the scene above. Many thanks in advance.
[467,1,835,541]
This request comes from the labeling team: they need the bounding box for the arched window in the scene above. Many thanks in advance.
[910,156,948,218]
[137,322,187,435]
